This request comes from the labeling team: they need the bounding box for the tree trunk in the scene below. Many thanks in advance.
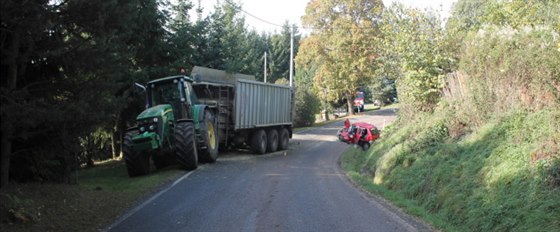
[347,97,354,116]
[111,132,117,159]
[1,126,13,188]
[1,32,21,188]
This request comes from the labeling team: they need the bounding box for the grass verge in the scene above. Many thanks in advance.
[0,160,184,232]
[341,108,560,231]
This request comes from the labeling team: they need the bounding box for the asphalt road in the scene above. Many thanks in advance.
[106,108,432,232]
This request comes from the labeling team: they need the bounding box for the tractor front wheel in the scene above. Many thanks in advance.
[175,121,198,170]
[124,131,150,177]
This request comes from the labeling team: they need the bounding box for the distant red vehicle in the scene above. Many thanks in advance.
[337,119,380,150]
[353,91,365,112]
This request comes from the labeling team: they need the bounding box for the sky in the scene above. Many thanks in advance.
[193,0,458,33]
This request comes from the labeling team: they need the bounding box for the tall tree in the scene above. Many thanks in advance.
[243,30,269,81]
[202,2,249,72]
[378,3,454,111]
[0,0,168,186]
[299,0,383,115]
[268,23,301,83]
[167,0,204,72]
[1,0,56,186]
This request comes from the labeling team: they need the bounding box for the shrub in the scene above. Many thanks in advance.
[293,87,320,127]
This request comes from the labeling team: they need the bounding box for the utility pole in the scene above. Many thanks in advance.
[264,51,267,83]
[289,26,294,87]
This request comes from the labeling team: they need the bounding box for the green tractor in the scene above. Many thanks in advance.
[124,75,219,177]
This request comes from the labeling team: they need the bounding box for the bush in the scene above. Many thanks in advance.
[464,27,556,110]
[293,87,320,127]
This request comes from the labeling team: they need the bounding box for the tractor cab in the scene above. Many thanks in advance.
[128,76,198,154]
[145,76,197,120]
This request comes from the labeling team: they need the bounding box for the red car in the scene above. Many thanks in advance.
[337,119,380,150]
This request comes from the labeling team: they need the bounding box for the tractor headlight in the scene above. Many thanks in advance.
[149,125,156,131]
[153,117,158,122]
[140,126,146,132]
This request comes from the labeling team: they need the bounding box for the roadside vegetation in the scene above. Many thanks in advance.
[0,160,182,232]
[343,108,560,231]
[341,0,559,231]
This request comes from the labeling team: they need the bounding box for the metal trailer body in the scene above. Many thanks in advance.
[190,66,293,150]
[234,79,292,130]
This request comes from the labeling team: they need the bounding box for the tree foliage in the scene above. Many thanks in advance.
[0,0,301,185]
[298,0,383,115]
[378,3,455,111]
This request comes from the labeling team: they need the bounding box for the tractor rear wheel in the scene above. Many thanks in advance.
[199,110,219,163]
[250,129,267,155]
[124,131,150,177]
[175,121,198,170]
[266,129,278,153]
[278,128,290,151]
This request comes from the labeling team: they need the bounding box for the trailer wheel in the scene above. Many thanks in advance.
[250,129,267,154]
[266,129,279,153]
[278,128,290,150]
[199,110,219,163]
[175,121,198,170]
[124,131,150,177]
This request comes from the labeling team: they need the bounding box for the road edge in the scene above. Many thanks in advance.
[336,150,438,232]
[101,171,195,232]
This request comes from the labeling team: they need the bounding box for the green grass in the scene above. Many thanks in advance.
[341,108,560,231]
[0,160,183,232]
[78,160,182,192]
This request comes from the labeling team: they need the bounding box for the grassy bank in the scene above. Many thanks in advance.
[0,160,183,232]
[341,108,560,231]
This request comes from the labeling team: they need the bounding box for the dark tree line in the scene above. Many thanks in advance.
[0,0,301,186]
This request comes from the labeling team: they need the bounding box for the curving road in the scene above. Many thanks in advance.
[106,108,432,232]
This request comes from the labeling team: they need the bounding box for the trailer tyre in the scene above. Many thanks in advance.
[266,129,279,153]
[250,129,267,155]
[175,122,198,170]
[278,128,290,151]
[199,110,219,163]
[124,131,150,177]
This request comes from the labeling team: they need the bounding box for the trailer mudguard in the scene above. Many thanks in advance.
[192,104,209,130]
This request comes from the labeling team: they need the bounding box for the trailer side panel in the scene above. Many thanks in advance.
[235,79,292,130]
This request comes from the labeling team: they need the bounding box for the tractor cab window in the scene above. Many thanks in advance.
[150,81,181,106]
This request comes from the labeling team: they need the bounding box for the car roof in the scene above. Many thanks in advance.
[352,122,377,129]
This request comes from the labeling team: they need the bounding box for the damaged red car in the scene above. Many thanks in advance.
[337,119,380,150]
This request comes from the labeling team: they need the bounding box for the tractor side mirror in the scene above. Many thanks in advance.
[134,83,146,92]
[133,83,149,109]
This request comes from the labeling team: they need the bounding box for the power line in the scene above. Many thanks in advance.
[222,0,379,32]
[222,0,285,28]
